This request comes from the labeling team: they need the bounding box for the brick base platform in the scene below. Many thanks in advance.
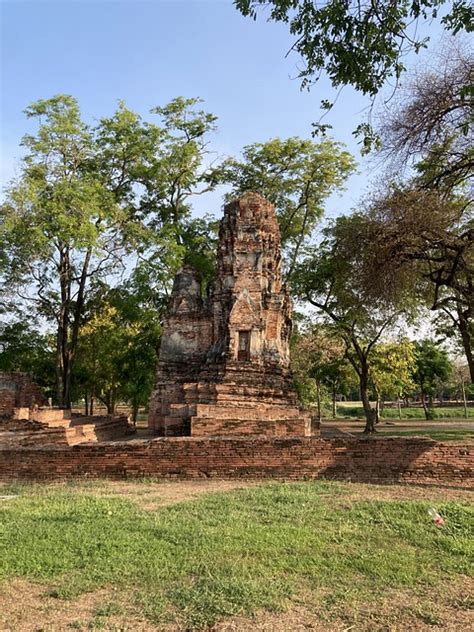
[1,410,132,447]
[0,437,471,486]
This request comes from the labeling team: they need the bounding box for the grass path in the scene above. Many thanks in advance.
[0,479,473,631]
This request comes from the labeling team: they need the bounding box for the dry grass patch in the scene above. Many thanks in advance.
[0,478,263,512]
[0,579,157,631]
[217,577,474,631]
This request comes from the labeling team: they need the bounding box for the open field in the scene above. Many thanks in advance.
[336,403,474,420]
[0,479,473,631]
[375,429,474,441]
[320,419,474,442]
[75,404,474,423]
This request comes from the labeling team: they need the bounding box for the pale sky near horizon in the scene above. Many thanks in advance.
[1,0,448,221]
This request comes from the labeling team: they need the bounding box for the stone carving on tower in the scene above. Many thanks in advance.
[148,192,312,436]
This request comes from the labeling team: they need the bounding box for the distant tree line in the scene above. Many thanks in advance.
[291,324,471,423]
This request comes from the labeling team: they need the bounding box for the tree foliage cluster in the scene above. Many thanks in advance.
[289,48,472,430]
[235,0,473,143]
[291,323,463,423]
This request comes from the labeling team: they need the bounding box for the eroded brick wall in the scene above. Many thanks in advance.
[0,372,47,415]
[0,437,471,486]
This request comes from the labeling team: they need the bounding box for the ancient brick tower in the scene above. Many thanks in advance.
[148,192,312,436]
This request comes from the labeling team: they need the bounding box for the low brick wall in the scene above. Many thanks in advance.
[0,437,472,486]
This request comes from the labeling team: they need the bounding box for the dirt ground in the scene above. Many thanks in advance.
[1,479,473,631]
[215,576,474,632]
[2,575,472,632]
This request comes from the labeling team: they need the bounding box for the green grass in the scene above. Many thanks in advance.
[0,481,473,629]
[336,404,474,419]
[377,429,474,441]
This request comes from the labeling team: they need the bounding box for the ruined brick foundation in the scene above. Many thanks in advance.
[0,372,47,415]
[148,193,312,437]
[0,372,132,446]
[1,409,131,447]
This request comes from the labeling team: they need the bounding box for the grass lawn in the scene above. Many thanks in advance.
[376,429,474,442]
[0,480,473,631]
[336,404,474,420]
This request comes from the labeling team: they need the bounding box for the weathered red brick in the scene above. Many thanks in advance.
[148,193,312,437]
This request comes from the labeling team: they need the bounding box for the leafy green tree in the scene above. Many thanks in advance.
[0,96,125,407]
[315,355,355,419]
[450,362,471,419]
[107,282,161,422]
[291,322,355,417]
[368,52,474,379]
[370,340,417,420]
[223,137,356,273]
[292,213,412,432]
[365,188,473,381]
[74,280,161,420]
[412,340,453,419]
[95,96,222,285]
[235,0,473,144]
[1,95,222,408]
[74,303,123,415]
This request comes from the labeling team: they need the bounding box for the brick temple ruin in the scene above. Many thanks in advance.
[0,372,47,414]
[0,372,130,447]
[148,192,314,437]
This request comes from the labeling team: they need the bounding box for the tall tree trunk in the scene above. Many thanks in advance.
[332,387,337,419]
[104,387,116,415]
[315,380,321,421]
[104,391,112,415]
[55,330,64,406]
[457,306,474,382]
[111,385,116,416]
[63,248,92,410]
[345,338,376,433]
[360,364,376,433]
[56,245,71,407]
[132,400,139,427]
[461,378,468,419]
[374,387,381,424]
[62,359,71,410]
[421,390,430,420]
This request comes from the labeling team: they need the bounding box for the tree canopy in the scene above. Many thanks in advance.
[351,52,474,379]
[413,340,453,419]
[234,1,473,143]
[292,213,412,432]
[0,95,222,407]
[222,137,356,273]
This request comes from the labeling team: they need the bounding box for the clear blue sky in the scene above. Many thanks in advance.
[0,0,446,218]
